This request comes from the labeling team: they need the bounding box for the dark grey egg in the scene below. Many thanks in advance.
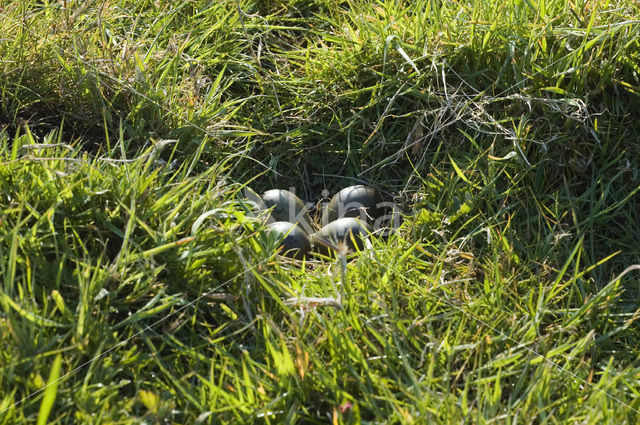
[241,187,273,223]
[322,185,384,225]
[311,217,372,255]
[266,221,311,258]
[243,187,266,208]
[262,189,311,230]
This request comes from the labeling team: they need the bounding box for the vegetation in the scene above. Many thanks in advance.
[1,0,640,423]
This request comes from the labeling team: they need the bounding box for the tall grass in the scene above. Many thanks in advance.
[1,0,640,423]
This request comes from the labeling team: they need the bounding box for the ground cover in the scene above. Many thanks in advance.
[1,0,640,423]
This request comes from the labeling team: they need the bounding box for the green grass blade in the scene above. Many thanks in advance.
[36,354,62,425]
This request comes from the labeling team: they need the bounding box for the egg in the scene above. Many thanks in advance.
[311,217,372,255]
[266,221,311,258]
[262,189,311,231]
[241,187,273,223]
[322,185,384,225]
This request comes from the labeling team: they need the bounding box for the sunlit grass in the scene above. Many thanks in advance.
[1,0,640,423]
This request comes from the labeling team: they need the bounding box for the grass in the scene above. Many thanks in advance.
[1,0,640,423]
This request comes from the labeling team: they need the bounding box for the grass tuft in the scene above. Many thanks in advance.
[1,0,640,423]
